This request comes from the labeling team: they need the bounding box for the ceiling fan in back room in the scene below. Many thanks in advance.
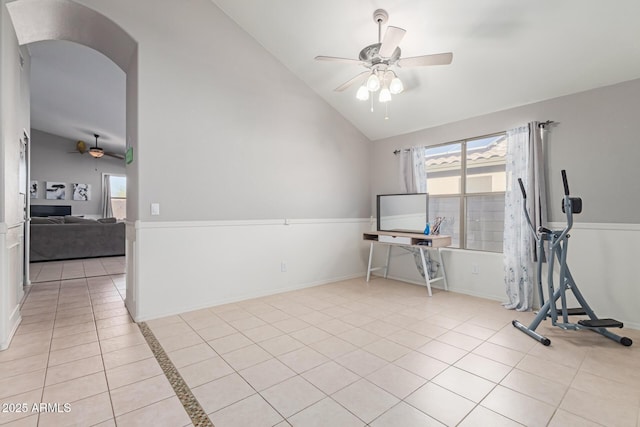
[315,9,453,118]
[68,134,124,160]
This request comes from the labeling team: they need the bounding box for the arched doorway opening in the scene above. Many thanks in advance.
[7,0,139,318]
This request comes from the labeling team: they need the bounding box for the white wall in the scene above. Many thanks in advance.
[0,0,30,349]
[371,80,640,329]
[30,129,126,217]
[61,0,373,320]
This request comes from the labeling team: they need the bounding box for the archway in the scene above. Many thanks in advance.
[6,0,139,318]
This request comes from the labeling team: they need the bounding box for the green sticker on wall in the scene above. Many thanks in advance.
[125,147,134,164]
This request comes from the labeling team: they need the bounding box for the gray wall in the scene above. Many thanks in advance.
[78,0,372,222]
[372,78,640,224]
[30,129,126,217]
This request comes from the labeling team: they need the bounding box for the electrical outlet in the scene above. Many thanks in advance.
[281,262,287,272]
[471,264,479,274]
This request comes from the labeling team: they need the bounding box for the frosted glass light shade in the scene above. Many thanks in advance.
[379,87,392,103]
[366,73,380,92]
[356,85,369,101]
[389,77,404,94]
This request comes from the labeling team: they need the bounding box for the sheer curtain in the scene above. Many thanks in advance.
[399,146,427,193]
[101,174,113,218]
[503,122,547,311]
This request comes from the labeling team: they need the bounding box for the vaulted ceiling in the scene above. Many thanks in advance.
[28,0,640,152]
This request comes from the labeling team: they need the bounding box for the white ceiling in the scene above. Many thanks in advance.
[29,0,640,149]
[29,40,126,154]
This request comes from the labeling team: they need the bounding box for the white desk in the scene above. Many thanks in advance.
[363,231,451,296]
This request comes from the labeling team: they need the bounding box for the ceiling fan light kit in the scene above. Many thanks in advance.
[89,134,105,158]
[315,8,452,118]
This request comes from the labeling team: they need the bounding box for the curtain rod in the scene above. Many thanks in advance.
[392,120,555,155]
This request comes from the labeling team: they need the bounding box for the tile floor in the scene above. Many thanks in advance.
[2,256,640,426]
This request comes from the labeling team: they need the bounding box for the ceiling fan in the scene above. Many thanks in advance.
[315,9,453,101]
[69,134,124,160]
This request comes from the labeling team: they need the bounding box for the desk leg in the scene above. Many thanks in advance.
[366,242,374,282]
[437,248,448,291]
[383,245,392,279]
[419,247,432,297]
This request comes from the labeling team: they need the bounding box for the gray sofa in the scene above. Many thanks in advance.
[30,216,125,262]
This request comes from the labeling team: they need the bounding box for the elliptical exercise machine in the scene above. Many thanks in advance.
[512,170,632,347]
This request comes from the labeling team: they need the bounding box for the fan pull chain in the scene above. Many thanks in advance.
[385,102,389,120]
[370,96,374,113]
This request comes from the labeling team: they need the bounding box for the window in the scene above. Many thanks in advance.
[425,133,506,252]
[109,175,126,220]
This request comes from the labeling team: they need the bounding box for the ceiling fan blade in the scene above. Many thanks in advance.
[104,152,125,160]
[397,52,453,68]
[315,56,365,65]
[379,26,406,58]
[334,71,370,92]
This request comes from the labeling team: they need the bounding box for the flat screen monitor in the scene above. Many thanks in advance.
[377,193,428,233]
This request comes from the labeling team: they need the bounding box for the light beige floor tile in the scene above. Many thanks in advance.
[335,349,387,377]
[105,357,163,389]
[393,351,448,380]
[487,327,538,353]
[363,338,411,362]
[42,371,108,404]
[47,341,101,367]
[436,330,483,351]
[238,358,296,391]
[207,332,253,354]
[359,320,402,338]
[289,397,364,427]
[559,387,639,427]
[515,354,577,386]
[167,343,217,368]
[416,339,468,364]
[242,324,284,343]
[331,379,399,424]
[110,374,175,416]
[309,336,358,359]
[0,353,48,378]
[221,343,273,371]
[209,394,284,427]
[458,405,523,427]
[301,361,361,395]
[500,368,568,406]
[102,343,153,370]
[97,322,141,340]
[192,373,255,414]
[50,329,98,352]
[570,370,640,407]
[453,322,497,340]
[366,364,427,399]
[0,414,40,426]
[472,341,525,367]
[261,376,325,418]
[196,323,237,341]
[0,369,46,400]
[336,328,380,347]
[370,401,445,427]
[0,389,43,424]
[547,409,604,427]
[38,392,113,427]
[481,385,555,427]
[52,321,96,338]
[45,354,104,386]
[115,396,191,427]
[95,314,132,329]
[155,330,205,353]
[277,347,329,374]
[178,356,235,389]
[258,334,305,356]
[255,309,291,323]
[0,340,50,363]
[405,382,476,426]
[432,366,496,403]
[454,353,512,383]
[272,318,312,334]
[385,329,431,350]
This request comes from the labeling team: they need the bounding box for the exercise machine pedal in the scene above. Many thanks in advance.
[578,319,623,329]
[554,308,586,316]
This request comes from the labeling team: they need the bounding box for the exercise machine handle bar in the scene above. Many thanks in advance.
[556,169,573,244]
[561,169,570,196]
[517,178,537,238]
